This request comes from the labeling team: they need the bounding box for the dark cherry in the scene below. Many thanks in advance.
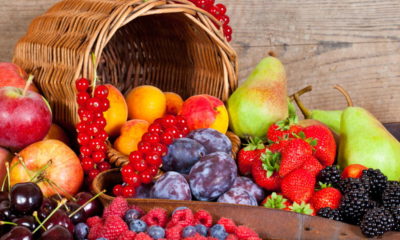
[39,225,73,240]
[43,210,74,234]
[0,226,32,240]
[75,192,102,217]
[0,207,17,221]
[66,202,87,224]
[12,216,38,231]
[10,183,43,215]
[0,199,10,210]
[37,198,56,220]
[0,191,9,202]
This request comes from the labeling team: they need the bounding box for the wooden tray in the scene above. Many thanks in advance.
[92,169,400,240]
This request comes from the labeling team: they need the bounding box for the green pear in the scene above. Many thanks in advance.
[338,107,400,181]
[227,56,288,139]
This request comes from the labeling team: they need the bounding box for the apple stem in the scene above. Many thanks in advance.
[69,189,105,218]
[0,221,17,226]
[91,53,98,97]
[22,75,34,97]
[44,178,76,201]
[29,159,52,183]
[32,211,47,231]
[32,198,67,234]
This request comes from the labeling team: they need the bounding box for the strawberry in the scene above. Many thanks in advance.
[251,150,281,191]
[310,184,342,212]
[281,169,316,203]
[237,138,265,175]
[302,125,336,166]
[267,117,303,143]
[278,138,313,177]
[261,192,292,210]
[289,202,316,216]
[341,164,367,179]
[300,155,323,176]
[268,139,290,153]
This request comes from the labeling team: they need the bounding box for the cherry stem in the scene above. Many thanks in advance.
[29,160,52,182]
[32,198,67,234]
[15,154,33,179]
[91,53,97,97]
[0,221,17,226]
[32,211,47,231]
[5,162,10,192]
[22,75,34,97]
[68,189,106,218]
[44,178,76,201]
[333,85,353,107]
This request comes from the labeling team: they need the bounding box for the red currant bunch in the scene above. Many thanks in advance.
[75,78,111,182]
[189,0,232,41]
[112,114,190,198]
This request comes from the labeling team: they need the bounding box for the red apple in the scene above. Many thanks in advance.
[0,147,12,184]
[0,86,52,149]
[9,139,84,197]
[0,62,38,92]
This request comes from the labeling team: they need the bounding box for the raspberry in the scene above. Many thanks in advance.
[103,197,130,218]
[165,224,183,240]
[134,232,153,240]
[235,226,258,239]
[226,234,239,240]
[141,207,168,227]
[217,217,237,233]
[87,216,103,227]
[88,223,103,240]
[245,238,262,240]
[194,210,213,227]
[99,215,129,240]
[171,208,195,227]
[183,233,208,240]
[118,230,137,240]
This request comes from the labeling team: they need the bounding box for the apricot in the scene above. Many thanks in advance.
[103,84,128,137]
[164,92,183,115]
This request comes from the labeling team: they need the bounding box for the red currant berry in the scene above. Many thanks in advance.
[137,141,152,154]
[153,118,164,126]
[216,3,227,15]
[86,98,102,112]
[80,146,92,157]
[122,186,136,198]
[88,123,101,136]
[160,132,174,145]
[132,159,148,172]
[77,92,90,106]
[161,115,176,128]
[93,117,107,128]
[217,15,230,25]
[97,161,111,172]
[100,99,110,112]
[88,169,100,181]
[181,126,190,136]
[165,126,181,138]
[129,151,143,163]
[93,112,103,119]
[175,115,187,126]
[148,166,159,177]
[123,172,141,187]
[89,139,106,151]
[139,170,153,184]
[226,34,232,42]
[148,123,163,134]
[81,157,95,171]
[223,25,232,35]
[91,151,106,163]
[77,133,91,146]
[78,110,94,123]
[78,108,86,116]
[151,143,167,156]
[95,130,108,141]
[121,164,135,177]
[76,122,88,133]
[209,6,220,16]
[113,184,123,196]
[145,152,162,166]
[94,85,109,99]
[75,78,90,92]
[142,132,160,143]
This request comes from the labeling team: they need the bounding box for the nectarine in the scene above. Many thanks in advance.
[114,119,150,155]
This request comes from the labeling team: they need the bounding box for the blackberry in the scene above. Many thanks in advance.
[318,165,342,188]
[360,207,396,237]
[391,205,400,231]
[360,169,387,199]
[317,207,343,221]
[339,177,370,195]
[339,190,372,225]
[368,199,382,209]
[382,181,400,209]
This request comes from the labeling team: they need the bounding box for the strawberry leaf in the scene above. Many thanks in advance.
[243,137,265,151]
[261,149,281,178]
[289,202,314,215]
[316,181,332,191]
[263,192,288,209]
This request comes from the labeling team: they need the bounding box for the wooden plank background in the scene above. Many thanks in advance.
[0,0,399,123]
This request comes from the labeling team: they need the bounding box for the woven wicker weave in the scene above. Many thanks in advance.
[13,0,238,132]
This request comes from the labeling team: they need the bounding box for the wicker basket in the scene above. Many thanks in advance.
[12,0,238,133]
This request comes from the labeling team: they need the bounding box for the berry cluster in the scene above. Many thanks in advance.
[85,196,262,240]
[189,0,233,42]
[113,115,190,198]
[75,78,111,182]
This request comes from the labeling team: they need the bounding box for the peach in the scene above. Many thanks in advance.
[43,123,70,145]
[0,147,12,185]
[0,62,38,92]
[180,94,229,134]
[114,119,150,155]
[164,92,183,115]
[103,84,128,137]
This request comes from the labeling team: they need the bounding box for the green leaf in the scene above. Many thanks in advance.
[263,192,288,209]
[243,137,266,151]
[289,202,314,215]
[261,150,281,178]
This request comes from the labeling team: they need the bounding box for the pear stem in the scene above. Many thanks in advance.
[32,198,67,234]
[333,85,353,107]
[32,211,47,231]
[68,189,106,218]
[22,75,34,97]
[293,86,313,119]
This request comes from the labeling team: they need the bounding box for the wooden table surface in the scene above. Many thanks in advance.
[0,0,399,123]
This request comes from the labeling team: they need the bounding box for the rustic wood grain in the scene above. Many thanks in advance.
[1,0,400,122]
